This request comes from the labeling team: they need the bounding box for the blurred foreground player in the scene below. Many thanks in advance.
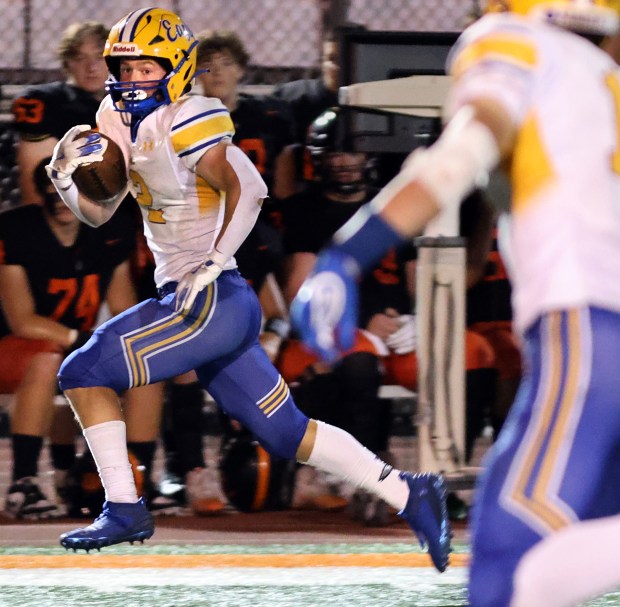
[291,0,620,604]
[45,7,450,571]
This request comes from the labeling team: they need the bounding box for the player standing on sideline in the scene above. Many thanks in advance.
[45,7,450,571]
[11,22,109,205]
[291,0,620,604]
[273,33,340,145]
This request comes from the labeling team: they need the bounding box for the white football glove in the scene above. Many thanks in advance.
[45,124,107,181]
[385,314,417,355]
[175,251,227,313]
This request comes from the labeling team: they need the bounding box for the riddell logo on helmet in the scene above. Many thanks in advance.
[111,43,142,55]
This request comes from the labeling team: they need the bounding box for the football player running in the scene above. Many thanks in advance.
[45,7,450,572]
[290,0,620,605]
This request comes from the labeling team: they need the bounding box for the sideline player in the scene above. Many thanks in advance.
[0,157,135,517]
[291,0,620,605]
[12,21,109,204]
[45,7,450,572]
[273,33,340,145]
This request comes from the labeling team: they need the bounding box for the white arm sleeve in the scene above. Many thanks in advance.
[50,176,97,226]
[212,146,268,260]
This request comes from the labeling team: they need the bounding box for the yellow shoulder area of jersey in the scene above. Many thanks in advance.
[170,96,234,157]
[451,17,538,77]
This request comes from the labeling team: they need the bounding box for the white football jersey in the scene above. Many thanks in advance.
[96,94,236,287]
[448,14,620,333]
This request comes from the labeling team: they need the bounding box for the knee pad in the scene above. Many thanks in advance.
[58,330,131,392]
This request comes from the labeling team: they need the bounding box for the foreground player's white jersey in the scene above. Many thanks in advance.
[96,94,235,287]
[448,14,620,333]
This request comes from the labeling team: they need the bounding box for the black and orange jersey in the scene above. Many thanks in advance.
[232,93,295,192]
[282,184,369,254]
[466,225,513,325]
[0,204,134,337]
[282,185,415,325]
[11,81,101,141]
[359,245,416,327]
[235,218,284,294]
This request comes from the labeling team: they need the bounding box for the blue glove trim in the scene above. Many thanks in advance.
[333,209,407,272]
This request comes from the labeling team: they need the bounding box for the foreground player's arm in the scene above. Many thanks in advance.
[46,125,128,228]
[0,264,80,350]
[175,141,268,312]
[346,98,512,250]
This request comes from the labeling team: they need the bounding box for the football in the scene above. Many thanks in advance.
[72,130,128,204]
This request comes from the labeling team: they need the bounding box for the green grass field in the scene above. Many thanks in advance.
[0,542,619,607]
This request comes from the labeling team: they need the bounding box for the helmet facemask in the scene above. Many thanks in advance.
[317,152,369,196]
[307,107,375,197]
[105,56,178,119]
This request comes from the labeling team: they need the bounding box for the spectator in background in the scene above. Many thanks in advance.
[0,158,162,518]
[279,118,390,520]
[272,33,340,146]
[272,32,342,187]
[195,30,298,227]
[11,21,109,205]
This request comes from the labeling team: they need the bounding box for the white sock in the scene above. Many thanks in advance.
[305,420,409,511]
[83,420,138,503]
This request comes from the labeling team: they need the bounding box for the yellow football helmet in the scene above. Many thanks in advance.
[486,0,620,34]
[104,7,198,118]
